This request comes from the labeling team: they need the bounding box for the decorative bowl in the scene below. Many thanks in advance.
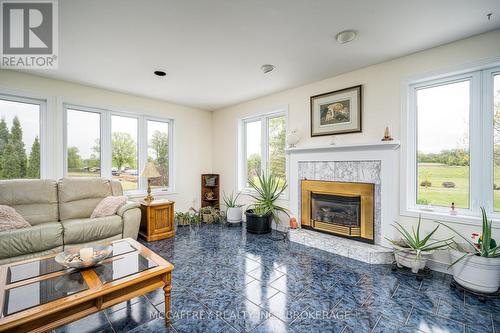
[55,244,112,269]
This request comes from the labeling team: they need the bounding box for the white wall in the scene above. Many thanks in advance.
[212,29,500,268]
[0,70,213,212]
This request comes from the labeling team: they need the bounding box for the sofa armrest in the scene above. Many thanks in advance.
[118,202,141,239]
[117,202,140,217]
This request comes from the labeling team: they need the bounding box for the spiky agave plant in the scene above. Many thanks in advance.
[247,173,290,225]
[439,207,500,266]
[222,190,243,208]
[386,215,453,259]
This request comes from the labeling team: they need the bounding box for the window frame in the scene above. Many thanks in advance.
[144,116,174,193]
[63,104,174,195]
[63,104,103,178]
[401,62,500,225]
[0,92,47,179]
[238,108,288,195]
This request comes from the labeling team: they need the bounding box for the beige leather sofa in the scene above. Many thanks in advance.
[0,177,141,264]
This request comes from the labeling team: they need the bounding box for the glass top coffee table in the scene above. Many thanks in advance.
[0,238,173,333]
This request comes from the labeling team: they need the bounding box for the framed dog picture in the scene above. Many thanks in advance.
[310,85,362,136]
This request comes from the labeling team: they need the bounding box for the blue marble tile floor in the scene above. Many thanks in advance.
[56,224,499,332]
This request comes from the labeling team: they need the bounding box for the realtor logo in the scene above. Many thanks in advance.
[1,0,58,68]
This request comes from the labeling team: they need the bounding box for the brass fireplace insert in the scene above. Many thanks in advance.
[301,180,374,242]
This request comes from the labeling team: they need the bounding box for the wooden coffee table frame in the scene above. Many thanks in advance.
[0,238,173,333]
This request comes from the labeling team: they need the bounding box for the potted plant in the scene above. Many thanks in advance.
[440,208,500,293]
[174,211,191,226]
[245,173,289,234]
[387,216,452,273]
[199,206,221,224]
[222,191,243,225]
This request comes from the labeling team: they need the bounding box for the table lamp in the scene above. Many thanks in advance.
[141,162,161,203]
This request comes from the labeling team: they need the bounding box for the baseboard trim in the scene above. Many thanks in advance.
[426,258,452,275]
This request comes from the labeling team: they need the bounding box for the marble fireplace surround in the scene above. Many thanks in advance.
[286,142,400,264]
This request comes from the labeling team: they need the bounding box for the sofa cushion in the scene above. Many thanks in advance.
[58,178,113,220]
[91,196,127,218]
[0,179,58,225]
[110,180,124,196]
[62,215,122,244]
[0,222,63,260]
[0,205,31,231]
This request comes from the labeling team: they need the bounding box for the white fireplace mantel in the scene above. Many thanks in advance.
[287,140,400,248]
[286,140,400,154]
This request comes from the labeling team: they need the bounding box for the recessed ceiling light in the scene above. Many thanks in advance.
[154,70,166,77]
[261,64,275,74]
[335,30,357,44]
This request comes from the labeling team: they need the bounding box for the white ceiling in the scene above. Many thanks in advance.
[24,0,500,110]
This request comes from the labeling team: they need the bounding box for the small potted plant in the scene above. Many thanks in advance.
[222,191,244,225]
[387,216,452,273]
[199,206,221,224]
[245,173,289,234]
[440,208,500,293]
[175,211,191,227]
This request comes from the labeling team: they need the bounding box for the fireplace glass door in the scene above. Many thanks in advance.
[311,193,361,236]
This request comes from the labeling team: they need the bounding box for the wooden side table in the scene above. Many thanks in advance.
[139,200,175,241]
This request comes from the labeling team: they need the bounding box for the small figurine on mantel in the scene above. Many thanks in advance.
[381,126,393,141]
[450,202,458,216]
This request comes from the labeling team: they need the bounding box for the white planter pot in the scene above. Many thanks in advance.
[394,250,430,274]
[449,249,500,293]
[226,207,242,223]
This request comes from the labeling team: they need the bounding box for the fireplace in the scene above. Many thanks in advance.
[301,180,374,243]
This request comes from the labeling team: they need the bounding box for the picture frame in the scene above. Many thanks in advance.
[310,85,362,137]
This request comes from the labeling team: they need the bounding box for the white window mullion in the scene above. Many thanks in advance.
[168,120,175,191]
[241,119,248,190]
[484,67,500,215]
[138,116,147,191]
[469,71,482,215]
[101,111,112,179]
[407,86,418,211]
[40,97,51,179]
[261,116,268,175]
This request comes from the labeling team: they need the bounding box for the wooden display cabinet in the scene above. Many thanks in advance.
[201,174,220,208]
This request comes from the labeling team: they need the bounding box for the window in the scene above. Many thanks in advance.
[66,108,101,177]
[240,111,287,189]
[404,64,500,220]
[268,115,286,181]
[111,115,139,191]
[416,80,470,208]
[245,120,261,185]
[0,95,43,180]
[64,105,173,194]
[147,120,169,189]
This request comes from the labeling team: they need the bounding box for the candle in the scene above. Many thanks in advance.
[79,247,94,261]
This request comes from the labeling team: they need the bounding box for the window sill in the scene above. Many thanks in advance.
[126,189,177,200]
[401,208,500,228]
[237,188,289,201]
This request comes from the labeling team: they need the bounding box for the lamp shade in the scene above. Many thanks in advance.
[141,162,161,178]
